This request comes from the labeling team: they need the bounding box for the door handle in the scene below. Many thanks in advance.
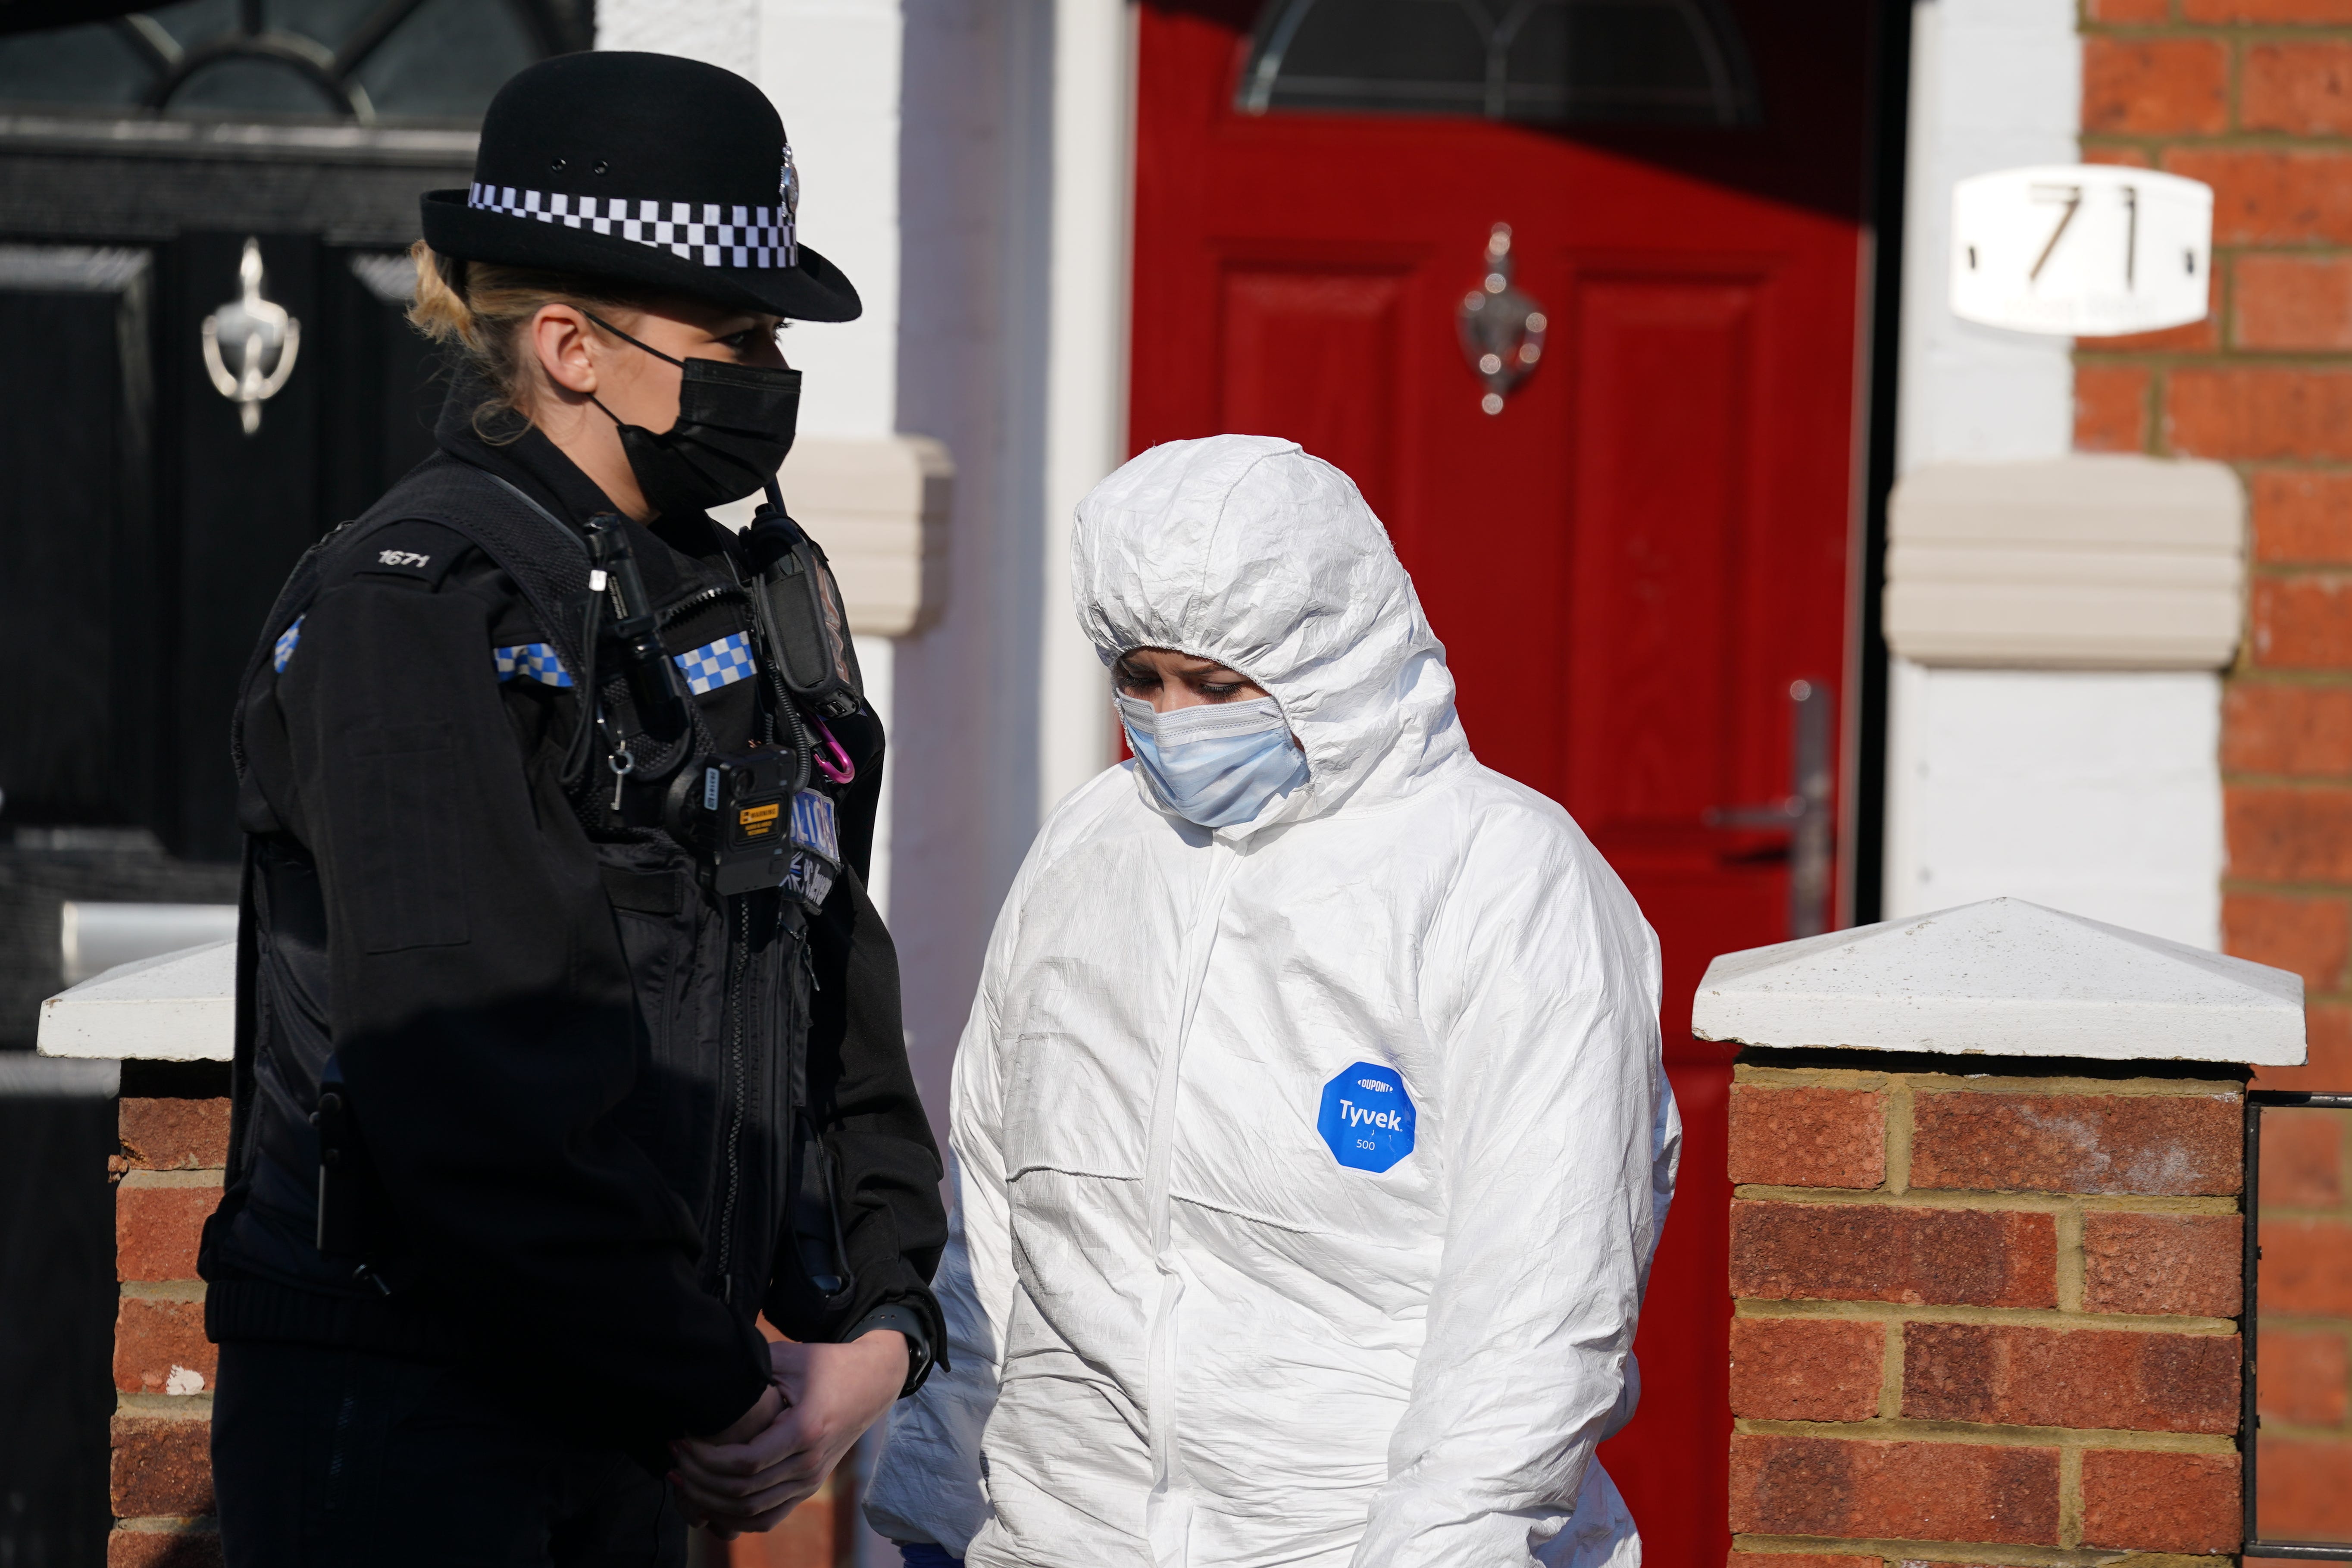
[200,237,300,437]
[1456,223,1547,416]
[1705,678,1835,938]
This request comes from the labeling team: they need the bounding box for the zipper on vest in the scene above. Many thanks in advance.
[715,895,752,1300]
[657,582,747,630]
[1140,842,1241,1568]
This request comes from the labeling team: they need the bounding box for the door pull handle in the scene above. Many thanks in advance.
[1704,678,1835,938]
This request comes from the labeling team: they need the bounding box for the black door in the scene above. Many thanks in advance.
[0,233,454,1024]
[0,5,586,1558]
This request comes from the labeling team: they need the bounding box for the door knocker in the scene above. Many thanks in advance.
[202,237,301,436]
[1456,223,1546,416]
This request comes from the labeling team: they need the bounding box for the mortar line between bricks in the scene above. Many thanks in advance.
[116,1390,213,1417]
[2225,30,2245,165]
[1735,1416,2242,1451]
[115,1168,225,1189]
[118,1280,206,1302]
[1880,1310,1904,1418]
[1728,1534,2213,1568]
[113,1516,220,1534]
[1733,1299,2241,1332]
[1734,1186,2242,1212]
[1888,1081,1914,1195]
[1734,1065,1894,1089]
[2221,872,2352,899]
[2081,131,2352,153]
[2086,22,2352,41]
[2059,1445,2083,1550]
[2080,349,2352,370]
[2057,1201,2086,1313]
[1734,1067,2245,1096]
[2218,662,2352,682]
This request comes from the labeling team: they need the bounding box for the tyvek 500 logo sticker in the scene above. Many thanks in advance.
[1318,1062,1415,1172]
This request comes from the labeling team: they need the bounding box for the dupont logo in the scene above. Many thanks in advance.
[1317,1060,1415,1173]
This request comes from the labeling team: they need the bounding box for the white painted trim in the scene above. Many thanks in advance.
[1886,456,2246,669]
[1036,0,1137,817]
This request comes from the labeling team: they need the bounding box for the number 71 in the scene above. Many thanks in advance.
[2029,181,2140,290]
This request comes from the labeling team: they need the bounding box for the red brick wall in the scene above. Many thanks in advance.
[2076,0,2352,1541]
[109,1097,227,1568]
[105,1097,859,1564]
[1726,1062,2244,1563]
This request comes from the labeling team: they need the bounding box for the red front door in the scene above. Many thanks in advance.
[1132,6,1878,1563]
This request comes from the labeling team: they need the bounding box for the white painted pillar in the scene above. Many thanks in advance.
[1035,0,1136,817]
[1895,0,2080,476]
[596,0,911,922]
[1883,0,2227,951]
[753,0,905,442]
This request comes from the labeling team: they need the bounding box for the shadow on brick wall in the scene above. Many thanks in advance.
[0,1076,116,1567]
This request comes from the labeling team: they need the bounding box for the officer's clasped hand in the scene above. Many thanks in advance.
[668,1331,911,1537]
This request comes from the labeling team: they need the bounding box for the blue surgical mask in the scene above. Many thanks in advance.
[1116,694,1308,829]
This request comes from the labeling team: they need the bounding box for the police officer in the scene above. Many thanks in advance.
[199,51,946,1565]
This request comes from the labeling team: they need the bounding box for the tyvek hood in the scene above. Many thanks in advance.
[1072,435,1470,833]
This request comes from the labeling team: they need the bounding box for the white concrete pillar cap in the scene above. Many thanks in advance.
[1693,897,2305,1065]
[37,940,233,1062]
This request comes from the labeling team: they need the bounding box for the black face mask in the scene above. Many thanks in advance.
[584,312,801,518]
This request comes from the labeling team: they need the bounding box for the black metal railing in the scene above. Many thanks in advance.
[2243,1089,2352,1560]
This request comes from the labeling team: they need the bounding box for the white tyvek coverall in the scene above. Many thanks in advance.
[866,435,1680,1568]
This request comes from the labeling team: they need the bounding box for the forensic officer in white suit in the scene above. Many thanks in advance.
[867,433,1681,1568]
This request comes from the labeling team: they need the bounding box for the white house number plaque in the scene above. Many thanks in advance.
[1950,165,2214,337]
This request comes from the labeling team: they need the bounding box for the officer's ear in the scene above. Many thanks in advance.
[529,303,604,401]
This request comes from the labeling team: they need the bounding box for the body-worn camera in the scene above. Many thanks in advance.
[663,742,843,905]
[582,513,693,762]
[744,492,863,721]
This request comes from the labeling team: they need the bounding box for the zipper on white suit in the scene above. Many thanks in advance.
[1142,840,1241,1568]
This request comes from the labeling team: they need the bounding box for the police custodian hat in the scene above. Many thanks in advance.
[419,51,860,324]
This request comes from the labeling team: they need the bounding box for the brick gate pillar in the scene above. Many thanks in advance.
[1694,897,2307,1567]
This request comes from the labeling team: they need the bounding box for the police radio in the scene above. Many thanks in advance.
[744,484,863,720]
[663,743,843,906]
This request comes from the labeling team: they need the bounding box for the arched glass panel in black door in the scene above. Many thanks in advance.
[1239,0,1760,127]
[0,0,585,123]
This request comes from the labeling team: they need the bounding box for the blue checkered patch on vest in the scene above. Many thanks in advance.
[493,644,572,688]
[673,632,754,695]
[272,615,304,674]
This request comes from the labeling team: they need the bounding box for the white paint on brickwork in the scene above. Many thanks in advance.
[1883,3,2226,950]
[597,0,901,438]
[1884,664,2224,947]
[757,1,907,442]
[1898,0,2080,474]
[887,0,1056,1165]
[1695,895,2304,1064]
[594,5,1136,1174]
[1035,0,1134,821]
[593,0,757,70]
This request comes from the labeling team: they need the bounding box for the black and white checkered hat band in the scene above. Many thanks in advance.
[466,184,797,269]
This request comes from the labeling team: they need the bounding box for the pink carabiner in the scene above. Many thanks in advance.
[809,714,855,785]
